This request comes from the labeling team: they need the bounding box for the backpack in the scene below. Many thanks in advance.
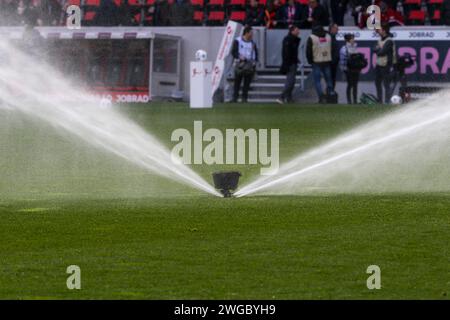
[347,52,368,71]
[360,93,379,105]
[326,91,338,104]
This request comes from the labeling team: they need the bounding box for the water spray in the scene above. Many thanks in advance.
[0,38,221,197]
[236,95,450,197]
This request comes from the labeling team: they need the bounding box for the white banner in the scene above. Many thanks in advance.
[211,21,240,95]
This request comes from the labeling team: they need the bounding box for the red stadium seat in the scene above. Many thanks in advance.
[85,0,100,6]
[83,11,97,21]
[403,0,422,14]
[297,0,309,4]
[229,11,246,22]
[207,11,225,25]
[406,10,426,24]
[191,0,205,6]
[134,12,153,25]
[193,10,204,24]
[113,0,122,5]
[229,0,246,5]
[430,9,442,24]
[191,0,205,25]
[84,12,96,20]
[208,0,225,6]
[67,0,81,5]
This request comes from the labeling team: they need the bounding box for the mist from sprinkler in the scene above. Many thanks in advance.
[0,38,221,197]
[235,90,450,197]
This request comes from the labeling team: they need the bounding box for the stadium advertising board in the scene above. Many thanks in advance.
[212,21,239,94]
[336,28,450,82]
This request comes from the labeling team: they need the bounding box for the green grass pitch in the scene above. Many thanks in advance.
[0,103,448,299]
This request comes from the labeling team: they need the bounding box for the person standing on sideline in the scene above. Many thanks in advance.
[306,24,334,103]
[328,23,340,90]
[231,26,258,103]
[374,23,396,104]
[340,33,360,104]
[277,25,301,104]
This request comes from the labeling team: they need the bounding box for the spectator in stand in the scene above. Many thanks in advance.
[26,0,62,26]
[277,0,303,28]
[117,0,136,26]
[94,0,120,26]
[170,0,194,26]
[325,0,348,26]
[151,0,172,26]
[349,0,371,26]
[384,0,400,10]
[265,0,282,29]
[0,0,19,26]
[442,0,450,25]
[17,0,30,26]
[300,0,330,29]
[328,23,340,90]
[45,0,63,26]
[245,0,265,27]
[25,0,44,26]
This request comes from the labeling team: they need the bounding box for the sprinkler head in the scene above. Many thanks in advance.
[212,171,242,198]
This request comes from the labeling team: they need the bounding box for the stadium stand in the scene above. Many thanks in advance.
[0,0,449,27]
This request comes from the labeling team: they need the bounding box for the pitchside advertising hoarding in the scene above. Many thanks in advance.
[335,28,450,82]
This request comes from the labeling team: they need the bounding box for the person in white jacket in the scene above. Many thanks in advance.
[339,33,360,104]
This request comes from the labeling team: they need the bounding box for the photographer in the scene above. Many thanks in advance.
[231,26,258,103]
[374,23,396,104]
[339,34,362,104]
[306,24,334,103]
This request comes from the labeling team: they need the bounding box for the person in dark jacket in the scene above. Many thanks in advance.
[330,0,348,26]
[231,27,259,103]
[245,0,265,26]
[442,0,450,25]
[0,0,18,26]
[276,0,303,28]
[339,33,360,104]
[328,23,339,90]
[300,0,330,29]
[374,23,396,103]
[170,0,194,26]
[151,0,171,26]
[94,0,119,26]
[277,25,301,104]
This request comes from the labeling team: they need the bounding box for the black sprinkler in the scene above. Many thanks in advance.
[212,171,242,198]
